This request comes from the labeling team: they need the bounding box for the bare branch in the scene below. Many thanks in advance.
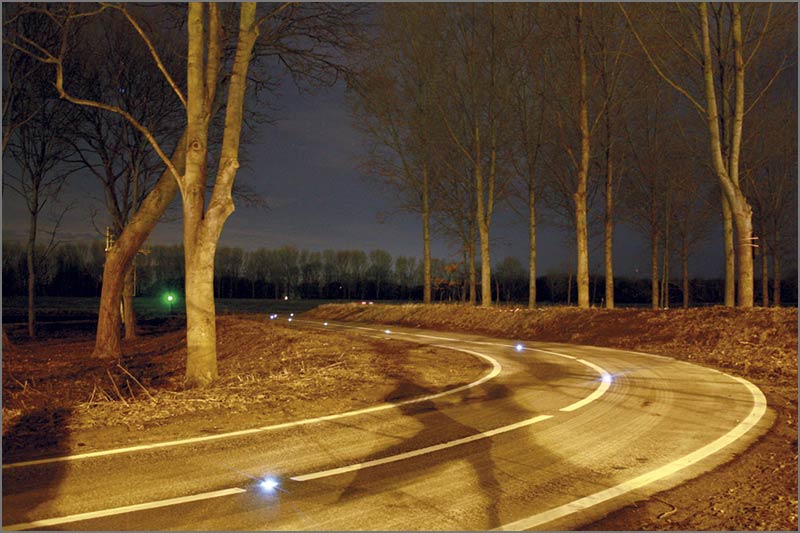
[101,3,187,108]
[618,3,706,114]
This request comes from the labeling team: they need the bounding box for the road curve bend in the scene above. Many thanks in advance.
[2,319,768,531]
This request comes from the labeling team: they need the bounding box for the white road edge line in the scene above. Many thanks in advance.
[495,373,768,531]
[291,415,554,481]
[3,336,501,470]
[559,359,612,412]
[2,488,247,531]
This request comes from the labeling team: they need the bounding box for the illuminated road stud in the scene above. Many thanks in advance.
[515,344,524,352]
[323,322,328,326]
[259,477,280,493]
[384,329,391,334]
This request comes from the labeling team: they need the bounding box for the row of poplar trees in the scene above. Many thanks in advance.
[3,3,795,388]
[349,3,795,310]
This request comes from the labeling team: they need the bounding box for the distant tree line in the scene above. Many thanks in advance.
[4,240,796,306]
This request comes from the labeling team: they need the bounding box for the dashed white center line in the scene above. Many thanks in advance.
[3,488,247,531]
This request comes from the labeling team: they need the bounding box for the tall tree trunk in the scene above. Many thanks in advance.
[26,204,37,338]
[422,165,432,304]
[528,179,537,309]
[716,9,736,309]
[681,239,689,309]
[651,229,660,309]
[721,193,736,306]
[700,2,754,307]
[184,238,218,387]
[575,3,590,309]
[182,3,258,388]
[93,131,185,359]
[731,199,755,307]
[122,262,136,340]
[604,149,614,309]
[475,132,492,308]
[468,239,477,305]
[478,217,491,307]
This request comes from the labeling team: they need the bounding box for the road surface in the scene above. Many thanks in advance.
[2,319,768,530]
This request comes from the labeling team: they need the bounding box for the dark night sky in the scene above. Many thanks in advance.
[2,79,730,279]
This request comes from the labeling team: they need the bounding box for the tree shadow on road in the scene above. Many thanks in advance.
[331,376,537,529]
[2,407,72,527]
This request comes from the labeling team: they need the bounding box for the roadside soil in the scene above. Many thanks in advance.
[306,303,798,531]
[2,315,488,463]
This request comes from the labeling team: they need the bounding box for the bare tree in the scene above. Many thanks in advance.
[742,90,798,307]
[3,56,75,337]
[66,11,184,340]
[621,2,795,307]
[348,3,446,304]
[506,4,548,309]
[437,4,517,307]
[7,2,362,366]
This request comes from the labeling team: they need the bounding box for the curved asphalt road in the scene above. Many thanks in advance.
[2,319,769,531]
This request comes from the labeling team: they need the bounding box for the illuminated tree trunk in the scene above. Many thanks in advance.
[721,193,736,306]
[182,3,258,388]
[477,179,492,308]
[604,146,614,309]
[26,200,37,338]
[650,229,660,309]
[92,132,185,358]
[574,3,590,309]
[681,239,690,309]
[422,165,432,304]
[468,238,476,305]
[122,262,136,340]
[700,2,754,307]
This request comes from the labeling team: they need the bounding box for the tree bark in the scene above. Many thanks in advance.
[700,3,754,307]
[575,3,590,309]
[650,229,660,309]
[661,194,670,308]
[182,3,257,388]
[26,201,37,338]
[475,126,492,308]
[122,261,136,340]
[721,192,736,306]
[93,130,185,359]
[468,238,477,305]
[681,239,689,309]
[604,148,614,309]
[422,165,432,304]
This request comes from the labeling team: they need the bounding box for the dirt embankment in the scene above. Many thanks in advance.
[2,316,487,462]
[306,303,798,531]
[306,304,797,382]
